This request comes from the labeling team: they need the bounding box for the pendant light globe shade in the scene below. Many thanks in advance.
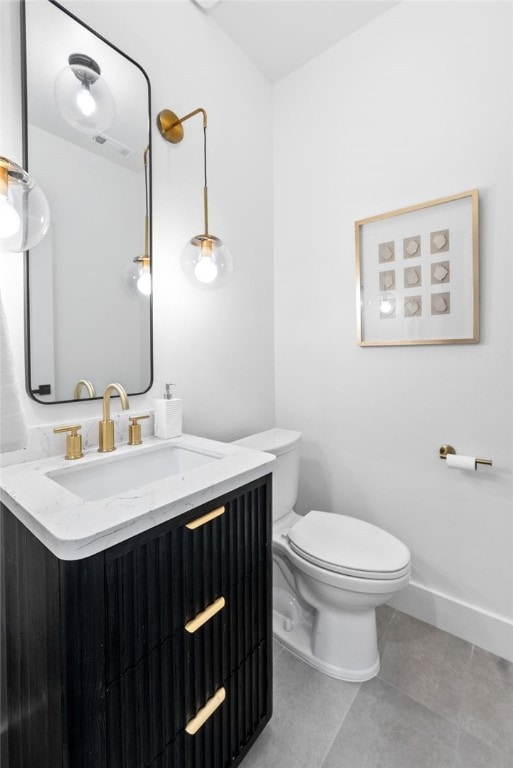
[181,235,233,290]
[54,54,115,135]
[0,158,50,254]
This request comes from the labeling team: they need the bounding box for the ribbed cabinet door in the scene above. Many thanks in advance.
[1,506,63,768]
[105,475,272,768]
[105,528,185,684]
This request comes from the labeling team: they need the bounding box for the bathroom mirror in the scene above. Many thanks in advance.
[22,0,153,403]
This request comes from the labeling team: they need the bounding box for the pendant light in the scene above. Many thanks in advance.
[0,157,50,253]
[54,53,115,135]
[156,107,233,289]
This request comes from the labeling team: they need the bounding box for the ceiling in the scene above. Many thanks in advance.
[196,0,400,83]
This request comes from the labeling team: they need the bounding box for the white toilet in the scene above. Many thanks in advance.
[232,428,410,682]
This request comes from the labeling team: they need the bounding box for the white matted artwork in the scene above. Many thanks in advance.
[355,190,479,346]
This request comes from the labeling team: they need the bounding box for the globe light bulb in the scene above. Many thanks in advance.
[181,234,233,290]
[136,270,152,296]
[76,86,96,117]
[0,193,21,239]
[194,256,217,283]
[194,240,218,284]
[54,54,115,135]
[127,255,151,298]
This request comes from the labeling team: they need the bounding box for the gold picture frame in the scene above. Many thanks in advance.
[356,190,479,346]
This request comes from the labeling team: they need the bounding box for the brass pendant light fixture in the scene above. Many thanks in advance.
[54,53,115,135]
[157,107,233,289]
[0,156,50,253]
[127,146,151,297]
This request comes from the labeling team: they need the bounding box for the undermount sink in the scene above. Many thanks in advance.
[0,432,275,559]
[46,444,222,502]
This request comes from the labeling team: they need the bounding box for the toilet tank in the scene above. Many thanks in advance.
[231,429,302,522]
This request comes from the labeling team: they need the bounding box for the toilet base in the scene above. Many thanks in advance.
[272,606,380,682]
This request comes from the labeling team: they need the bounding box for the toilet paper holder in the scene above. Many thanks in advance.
[439,444,492,466]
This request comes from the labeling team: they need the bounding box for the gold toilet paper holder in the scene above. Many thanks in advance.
[439,444,492,466]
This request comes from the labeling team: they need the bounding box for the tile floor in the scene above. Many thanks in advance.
[241,607,513,768]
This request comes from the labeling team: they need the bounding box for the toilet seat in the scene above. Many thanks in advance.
[287,510,411,580]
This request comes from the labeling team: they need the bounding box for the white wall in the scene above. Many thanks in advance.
[0,0,275,440]
[274,0,513,658]
[2,0,512,660]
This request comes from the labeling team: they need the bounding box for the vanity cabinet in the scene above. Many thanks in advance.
[1,474,272,768]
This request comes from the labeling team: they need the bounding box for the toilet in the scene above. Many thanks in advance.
[232,428,410,682]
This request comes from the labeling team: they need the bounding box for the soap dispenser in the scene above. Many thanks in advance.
[154,383,182,439]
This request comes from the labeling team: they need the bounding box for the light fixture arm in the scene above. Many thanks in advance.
[157,107,210,236]
[173,107,207,130]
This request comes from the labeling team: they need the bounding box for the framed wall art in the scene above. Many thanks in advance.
[355,189,479,346]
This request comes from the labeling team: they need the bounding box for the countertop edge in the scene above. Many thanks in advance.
[0,438,274,560]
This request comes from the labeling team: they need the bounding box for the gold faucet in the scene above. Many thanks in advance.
[98,383,129,453]
[73,379,96,399]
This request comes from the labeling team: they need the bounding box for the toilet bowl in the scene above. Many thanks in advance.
[231,429,411,682]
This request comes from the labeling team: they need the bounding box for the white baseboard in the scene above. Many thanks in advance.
[388,580,513,662]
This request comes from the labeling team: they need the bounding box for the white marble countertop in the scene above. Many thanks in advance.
[0,434,274,561]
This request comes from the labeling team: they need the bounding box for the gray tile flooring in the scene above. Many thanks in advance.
[241,607,513,768]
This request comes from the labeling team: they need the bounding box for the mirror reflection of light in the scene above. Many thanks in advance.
[136,271,151,296]
[380,299,394,315]
[0,194,21,239]
[76,87,96,117]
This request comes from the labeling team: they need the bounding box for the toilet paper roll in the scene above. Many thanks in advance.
[446,454,476,471]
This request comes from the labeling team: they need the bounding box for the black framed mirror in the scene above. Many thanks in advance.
[22,0,153,404]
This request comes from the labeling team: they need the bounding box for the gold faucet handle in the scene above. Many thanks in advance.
[53,425,84,460]
[128,415,150,446]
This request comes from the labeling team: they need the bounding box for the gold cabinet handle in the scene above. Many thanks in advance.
[185,505,225,530]
[184,597,225,634]
[185,687,226,735]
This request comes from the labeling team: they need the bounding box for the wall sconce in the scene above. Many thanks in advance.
[127,147,151,297]
[156,107,233,289]
[0,157,50,253]
[54,53,115,135]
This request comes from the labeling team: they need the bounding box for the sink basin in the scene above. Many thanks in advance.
[0,432,275,559]
[47,444,221,502]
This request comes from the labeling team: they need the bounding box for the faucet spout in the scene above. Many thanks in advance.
[102,382,129,422]
[98,382,130,452]
[73,379,96,399]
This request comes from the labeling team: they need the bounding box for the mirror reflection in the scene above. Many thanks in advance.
[23,0,152,403]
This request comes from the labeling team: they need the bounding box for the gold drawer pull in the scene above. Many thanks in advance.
[185,596,225,634]
[185,687,226,735]
[185,505,225,530]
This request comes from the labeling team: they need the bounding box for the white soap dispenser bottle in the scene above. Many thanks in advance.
[154,383,182,439]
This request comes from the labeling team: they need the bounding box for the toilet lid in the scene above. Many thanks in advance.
[287,510,411,579]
